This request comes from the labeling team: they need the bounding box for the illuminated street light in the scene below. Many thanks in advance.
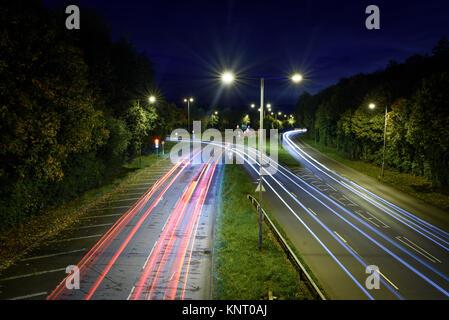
[369,103,388,177]
[291,73,303,83]
[214,111,218,115]
[222,72,234,84]
[251,104,255,108]
[219,70,302,250]
[149,96,156,103]
[184,97,195,133]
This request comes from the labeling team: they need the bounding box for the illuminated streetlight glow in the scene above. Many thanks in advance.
[149,96,156,103]
[291,73,303,83]
[369,103,376,109]
[184,97,195,133]
[222,72,234,84]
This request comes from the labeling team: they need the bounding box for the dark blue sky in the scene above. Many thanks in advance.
[45,0,449,110]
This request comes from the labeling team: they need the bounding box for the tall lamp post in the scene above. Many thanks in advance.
[369,103,388,177]
[222,71,302,249]
[184,97,194,133]
[138,96,156,168]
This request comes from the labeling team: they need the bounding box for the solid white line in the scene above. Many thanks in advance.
[0,268,66,281]
[20,248,87,262]
[9,291,48,300]
[396,236,442,263]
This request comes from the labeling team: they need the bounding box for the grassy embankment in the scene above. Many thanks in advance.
[0,141,176,270]
[213,163,321,300]
[302,137,449,212]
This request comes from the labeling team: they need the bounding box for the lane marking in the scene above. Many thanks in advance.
[108,198,141,202]
[0,268,66,282]
[117,192,144,197]
[9,292,48,300]
[20,248,87,262]
[396,236,442,263]
[89,206,130,212]
[308,208,318,216]
[334,231,361,257]
[49,234,102,243]
[80,213,123,219]
[334,231,347,243]
[74,223,114,230]
[378,270,400,291]
[330,195,345,206]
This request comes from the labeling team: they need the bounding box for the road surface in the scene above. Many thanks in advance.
[0,145,224,300]
[230,129,449,299]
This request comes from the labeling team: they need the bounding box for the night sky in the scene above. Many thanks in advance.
[44,0,449,110]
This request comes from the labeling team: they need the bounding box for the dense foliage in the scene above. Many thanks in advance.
[295,38,449,186]
[0,1,185,230]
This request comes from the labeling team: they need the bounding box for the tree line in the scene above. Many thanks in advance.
[295,37,449,187]
[0,1,186,230]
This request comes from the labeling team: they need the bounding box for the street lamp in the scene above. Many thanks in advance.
[184,97,194,133]
[291,73,303,83]
[221,71,303,250]
[369,103,388,178]
[222,72,234,84]
[136,96,157,168]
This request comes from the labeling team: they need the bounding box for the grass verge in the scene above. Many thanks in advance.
[244,134,301,168]
[212,164,315,300]
[302,137,449,212]
[0,142,176,271]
